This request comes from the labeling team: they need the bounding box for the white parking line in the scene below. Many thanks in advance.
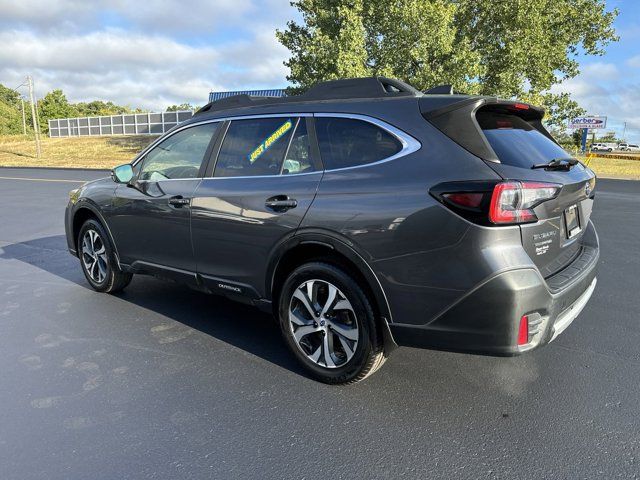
[0,176,86,183]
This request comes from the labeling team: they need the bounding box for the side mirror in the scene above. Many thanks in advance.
[111,164,134,184]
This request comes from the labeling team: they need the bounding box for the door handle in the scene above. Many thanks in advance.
[168,195,190,207]
[265,195,298,212]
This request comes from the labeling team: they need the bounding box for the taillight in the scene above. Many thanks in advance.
[430,180,560,226]
[489,181,560,225]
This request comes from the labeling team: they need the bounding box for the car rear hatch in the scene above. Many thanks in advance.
[422,96,597,281]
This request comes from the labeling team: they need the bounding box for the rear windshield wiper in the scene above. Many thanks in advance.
[531,158,579,171]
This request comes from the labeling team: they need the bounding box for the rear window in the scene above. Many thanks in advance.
[476,111,570,168]
[316,117,402,170]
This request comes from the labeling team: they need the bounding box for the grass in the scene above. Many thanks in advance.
[0,134,156,169]
[579,155,640,180]
[0,134,639,179]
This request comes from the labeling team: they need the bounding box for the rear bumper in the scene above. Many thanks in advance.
[388,221,599,356]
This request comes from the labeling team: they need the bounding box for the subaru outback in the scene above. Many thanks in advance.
[65,77,599,384]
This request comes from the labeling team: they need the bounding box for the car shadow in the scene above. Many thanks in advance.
[0,234,308,378]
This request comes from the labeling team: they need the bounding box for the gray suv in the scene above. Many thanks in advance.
[65,77,599,384]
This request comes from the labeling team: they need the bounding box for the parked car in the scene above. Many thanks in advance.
[619,143,640,152]
[65,77,599,384]
[591,142,616,152]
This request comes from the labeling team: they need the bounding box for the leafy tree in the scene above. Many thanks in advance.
[549,127,584,150]
[74,100,133,117]
[0,84,26,134]
[0,100,24,135]
[0,83,21,106]
[596,132,622,143]
[166,103,196,112]
[37,90,78,133]
[277,0,618,124]
[0,83,148,135]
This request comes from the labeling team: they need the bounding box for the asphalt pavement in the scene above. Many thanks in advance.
[1,167,639,479]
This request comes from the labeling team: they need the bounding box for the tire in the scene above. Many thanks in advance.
[78,219,132,293]
[278,262,386,384]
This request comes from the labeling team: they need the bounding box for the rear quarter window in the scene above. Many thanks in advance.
[315,117,402,170]
[476,111,570,168]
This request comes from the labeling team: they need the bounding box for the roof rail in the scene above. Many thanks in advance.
[196,94,261,114]
[424,84,454,95]
[303,76,421,99]
[195,77,422,116]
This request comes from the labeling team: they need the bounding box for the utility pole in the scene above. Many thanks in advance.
[21,97,27,135]
[622,122,627,142]
[27,75,41,159]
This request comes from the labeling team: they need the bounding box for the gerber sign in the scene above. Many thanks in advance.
[568,116,607,130]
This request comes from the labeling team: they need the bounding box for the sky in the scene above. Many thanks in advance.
[0,0,638,142]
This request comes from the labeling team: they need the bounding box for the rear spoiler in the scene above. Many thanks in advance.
[420,96,550,163]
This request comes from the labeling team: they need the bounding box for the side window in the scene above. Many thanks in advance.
[315,117,402,170]
[215,118,295,178]
[282,119,315,175]
[139,123,219,181]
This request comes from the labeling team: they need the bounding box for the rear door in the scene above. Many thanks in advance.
[474,106,596,277]
[190,115,323,297]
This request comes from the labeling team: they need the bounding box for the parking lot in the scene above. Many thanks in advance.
[1,167,639,479]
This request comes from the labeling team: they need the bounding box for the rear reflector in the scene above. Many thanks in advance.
[442,192,484,208]
[518,315,529,345]
[489,181,560,225]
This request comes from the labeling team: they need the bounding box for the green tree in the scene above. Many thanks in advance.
[166,103,196,112]
[0,83,21,106]
[0,101,24,135]
[277,0,618,123]
[37,89,78,133]
[74,100,132,117]
[0,83,28,135]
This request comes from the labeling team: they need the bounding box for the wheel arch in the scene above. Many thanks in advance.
[267,231,397,352]
[71,202,121,265]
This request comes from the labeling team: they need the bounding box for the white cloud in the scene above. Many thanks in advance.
[0,2,294,110]
[551,61,640,142]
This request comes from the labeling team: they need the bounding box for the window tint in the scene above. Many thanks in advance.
[215,118,295,178]
[282,119,315,175]
[315,117,402,170]
[139,123,218,181]
[477,111,571,168]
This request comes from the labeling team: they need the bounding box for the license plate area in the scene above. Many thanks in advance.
[564,204,581,239]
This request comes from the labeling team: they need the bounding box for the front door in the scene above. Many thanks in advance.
[108,122,221,277]
[191,116,323,297]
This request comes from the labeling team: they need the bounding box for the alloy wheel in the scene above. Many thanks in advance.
[81,229,108,284]
[288,279,359,368]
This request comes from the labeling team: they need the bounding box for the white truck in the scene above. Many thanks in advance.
[590,142,617,152]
